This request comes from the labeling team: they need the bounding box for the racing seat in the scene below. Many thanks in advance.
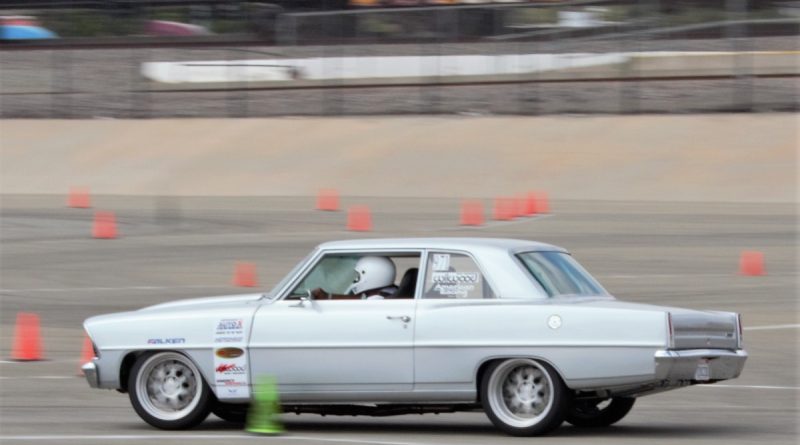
[393,268,418,299]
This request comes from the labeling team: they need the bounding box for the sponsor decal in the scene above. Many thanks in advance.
[431,254,450,272]
[215,347,245,359]
[216,319,243,331]
[212,317,250,399]
[214,336,244,343]
[431,271,479,298]
[216,363,246,373]
[147,337,186,345]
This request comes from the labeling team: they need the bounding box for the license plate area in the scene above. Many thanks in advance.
[694,360,710,381]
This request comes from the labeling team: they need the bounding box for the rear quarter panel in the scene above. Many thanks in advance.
[414,298,669,391]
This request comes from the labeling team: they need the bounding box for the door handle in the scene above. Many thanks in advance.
[386,315,411,323]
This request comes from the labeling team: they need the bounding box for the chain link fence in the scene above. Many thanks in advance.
[1,0,798,117]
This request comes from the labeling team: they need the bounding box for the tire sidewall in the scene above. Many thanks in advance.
[128,351,211,430]
[481,358,568,436]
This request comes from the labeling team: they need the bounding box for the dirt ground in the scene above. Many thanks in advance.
[1,114,797,202]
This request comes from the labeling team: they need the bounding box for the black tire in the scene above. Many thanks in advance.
[566,397,636,428]
[128,351,211,430]
[212,401,249,423]
[481,358,568,436]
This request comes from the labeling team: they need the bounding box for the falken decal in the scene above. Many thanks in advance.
[147,338,186,345]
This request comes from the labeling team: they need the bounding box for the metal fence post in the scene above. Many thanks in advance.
[728,0,753,111]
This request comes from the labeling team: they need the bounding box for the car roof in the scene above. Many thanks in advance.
[317,237,566,253]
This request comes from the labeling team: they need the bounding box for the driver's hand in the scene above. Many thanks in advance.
[310,288,328,300]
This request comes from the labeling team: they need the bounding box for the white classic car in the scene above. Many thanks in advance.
[82,238,747,436]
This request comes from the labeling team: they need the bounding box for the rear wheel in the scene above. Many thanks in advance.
[128,351,211,430]
[481,358,568,436]
[565,397,635,428]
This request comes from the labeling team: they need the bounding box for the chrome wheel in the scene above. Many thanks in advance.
[482,358,567,436]
[135,352,203,421]
[488,359,554,428]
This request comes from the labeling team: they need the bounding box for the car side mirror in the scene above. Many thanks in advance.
[290,290,312,308]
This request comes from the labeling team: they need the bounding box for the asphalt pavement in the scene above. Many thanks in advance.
[0,195,797,445]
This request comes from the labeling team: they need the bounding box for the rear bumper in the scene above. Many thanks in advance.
[654,348,747,383]
[82,361,99,388]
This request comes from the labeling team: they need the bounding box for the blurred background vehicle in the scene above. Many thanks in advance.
[0,15,57,40]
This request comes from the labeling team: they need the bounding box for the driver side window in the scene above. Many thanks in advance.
[289,255,359,298]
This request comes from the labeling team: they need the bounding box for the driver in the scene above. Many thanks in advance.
[311,256,397,300]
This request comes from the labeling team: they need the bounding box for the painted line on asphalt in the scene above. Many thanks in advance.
[0,434,432,445]
[0,285,233,293]
[0,376,75,379]
[744,323,800,331]
[698,384,800,390]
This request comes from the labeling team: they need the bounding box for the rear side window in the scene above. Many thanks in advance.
[516,251,606,297]
[422,252,495,299]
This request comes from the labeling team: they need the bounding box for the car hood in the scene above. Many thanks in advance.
[138,293,267,312]
[84,293,265,328]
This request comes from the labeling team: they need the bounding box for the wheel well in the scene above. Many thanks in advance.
[119,351,142,393]
[475,359,501,403]
[475,356,568,402]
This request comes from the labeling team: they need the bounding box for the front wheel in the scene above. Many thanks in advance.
[128,351,211,430]
[565,397,635,428]
[481,358,568,436]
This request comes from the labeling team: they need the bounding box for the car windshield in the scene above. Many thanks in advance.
[516,251,607,298]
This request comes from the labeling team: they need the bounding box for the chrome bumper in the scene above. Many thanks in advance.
[82,361,100,388]
[654,349,747,383]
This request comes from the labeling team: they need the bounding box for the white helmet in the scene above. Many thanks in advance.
[345,256,396,295]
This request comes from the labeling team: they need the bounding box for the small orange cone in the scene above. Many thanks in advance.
[11,312,43,361]
[347,205,372,231]
[316,189,340,211]
[524,192,539,216]
[514,195,528,218]
[78,335,94,375]
[493,197,515,221]
[233,262,258,287]
[67,187,91,208]
[460,200,484,226]
[739,251,765,276]
[92,211,118,239]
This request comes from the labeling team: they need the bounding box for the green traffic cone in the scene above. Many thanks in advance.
[245,375,285,435]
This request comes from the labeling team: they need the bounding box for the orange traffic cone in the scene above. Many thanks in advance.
[11,312,43,361]
[316,189,340,211]
[347,206,372,231]
[493,197,515,221]
[92,211,118,239]
[529,191,550,214]
[67,187,91,208]
[524,192,539,216]
[78,335,94,375]
[233,262,258,287]
[460,200,484,226]
[739,251,765,276]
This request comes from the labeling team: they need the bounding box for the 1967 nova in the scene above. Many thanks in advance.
[82,238,747,436]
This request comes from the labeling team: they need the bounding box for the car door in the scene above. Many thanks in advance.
[413,250,501,396]
[248,251,419,400]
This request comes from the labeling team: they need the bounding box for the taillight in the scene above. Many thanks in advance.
[667,312,675,349]
[736,313,744,348]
